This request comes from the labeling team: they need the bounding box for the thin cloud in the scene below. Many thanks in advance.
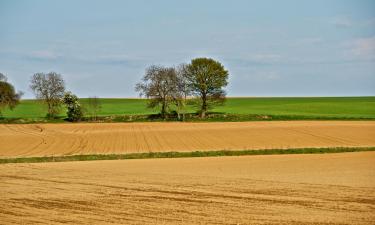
[230,54,282,66]
[351,36,375,59]
[79,54,148,66]
[330,16,375,29]
[23,49,148,66]
[227,56,373,68]
[250,54,281,61]
[28,50,61,60]
[295,37,323,46]
[331,17,353,28]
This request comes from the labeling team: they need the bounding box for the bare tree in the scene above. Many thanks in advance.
[87,96,101,121]
[135,65,180,119]
[30,72,65,118]
[175,64,191,120]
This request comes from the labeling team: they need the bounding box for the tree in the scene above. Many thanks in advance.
[63,92,83,122]
[135,65,180,119]
[86,96,101,121]
[175,64,191,120]
[186,58,228,118]
[0,74,22,116]
[30,72,65,118]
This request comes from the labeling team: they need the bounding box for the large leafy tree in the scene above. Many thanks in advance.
[186,58,229,118]
[0,73,22,116]
[135,65,181,118]
[30,72,65,118]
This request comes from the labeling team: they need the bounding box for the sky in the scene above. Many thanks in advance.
[0,0,374,98]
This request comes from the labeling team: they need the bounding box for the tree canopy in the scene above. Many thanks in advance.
[186,58,229,118]
[63,92,83,122]
[0,74,22,115]
[135,59,229,119]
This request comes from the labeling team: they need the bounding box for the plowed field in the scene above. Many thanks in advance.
[1,121,375,157]
[1,152,374,224]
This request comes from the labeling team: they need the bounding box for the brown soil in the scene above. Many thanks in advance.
[1,121,375,157]
[0,152,374,224]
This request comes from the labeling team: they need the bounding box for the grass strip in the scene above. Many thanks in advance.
[0,147,374,164]
[2,113,375,124]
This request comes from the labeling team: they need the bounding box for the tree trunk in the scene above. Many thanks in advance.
[47,101,53,118]
[200,110,206,118]
[161,100,166,119]
[200,94,207,118]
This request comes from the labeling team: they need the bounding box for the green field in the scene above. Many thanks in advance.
[1,98,157,119]
[1,97,375,120]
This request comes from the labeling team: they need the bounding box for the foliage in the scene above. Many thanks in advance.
[63,92,83,122]
[0,74,23,115]
[30,72,65,118]
[186,58,229,118]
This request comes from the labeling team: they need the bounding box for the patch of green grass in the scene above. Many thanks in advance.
[1,97,374,121]
[0,147,374,164]
[1,98,158,119]
[213,97,375,118]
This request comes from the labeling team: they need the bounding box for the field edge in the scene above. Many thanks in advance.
[1,146,374,164]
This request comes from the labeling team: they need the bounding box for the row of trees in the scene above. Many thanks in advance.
[136,58,229,119]
[0,72,101,121]
[29,72,83,121]
[0,57,229,121]
[29,72,101,121]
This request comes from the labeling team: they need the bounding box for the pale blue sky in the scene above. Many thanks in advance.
[1,0,374,98]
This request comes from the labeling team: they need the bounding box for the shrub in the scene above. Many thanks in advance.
[63,92,83,122]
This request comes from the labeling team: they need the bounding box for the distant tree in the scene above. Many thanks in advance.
[0,74,23,116]
[30,72,65,118]
[135,65,180,119]
[87,96,101,121]
[186,58,228,118]
[63,92,83,122]
[175,64,191,120]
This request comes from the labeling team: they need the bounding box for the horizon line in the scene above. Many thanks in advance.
[19,95,375,100]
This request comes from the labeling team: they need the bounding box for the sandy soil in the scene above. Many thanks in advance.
[1,121,375,157]
[0,151,374,224]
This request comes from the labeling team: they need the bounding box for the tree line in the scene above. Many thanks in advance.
[0,57,229,121]
[0,72,101,122]
[136,58,228,119]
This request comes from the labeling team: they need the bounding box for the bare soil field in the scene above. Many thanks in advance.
[0,151,374,224]
[1,121,375,158]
